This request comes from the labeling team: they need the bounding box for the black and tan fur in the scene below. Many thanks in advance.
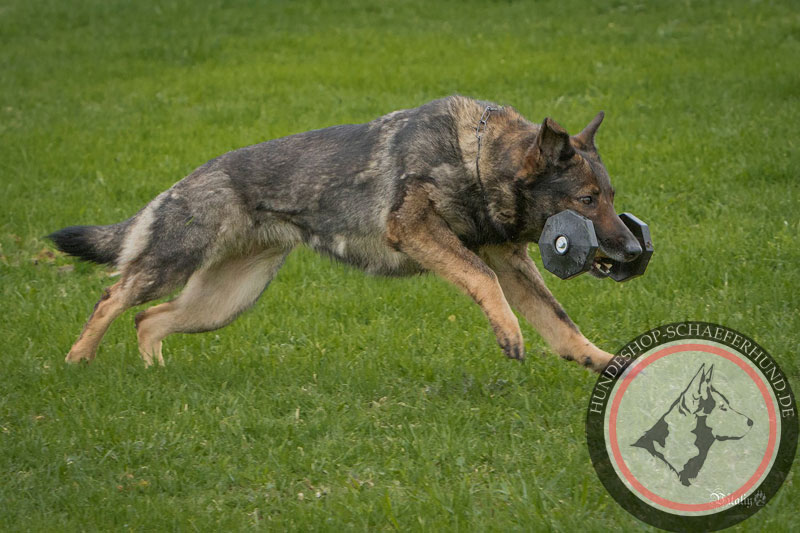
[49,96,642,370]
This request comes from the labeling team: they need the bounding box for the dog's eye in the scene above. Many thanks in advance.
[580,196,594,205]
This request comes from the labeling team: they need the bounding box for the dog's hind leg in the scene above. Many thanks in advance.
[480,243,614,372]
[134,246,291,366]
[65,281,131,363]
[65,262,199,364]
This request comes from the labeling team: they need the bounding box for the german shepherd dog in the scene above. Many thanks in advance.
[49,96,642,370]
[633,364,754,486]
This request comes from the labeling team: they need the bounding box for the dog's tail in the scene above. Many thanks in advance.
[47,221,130,266]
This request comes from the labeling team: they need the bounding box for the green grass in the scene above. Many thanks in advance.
[1,0,799,530]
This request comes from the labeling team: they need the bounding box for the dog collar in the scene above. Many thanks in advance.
[474,105,499,181]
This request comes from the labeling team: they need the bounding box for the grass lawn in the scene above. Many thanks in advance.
[1,0,798,530]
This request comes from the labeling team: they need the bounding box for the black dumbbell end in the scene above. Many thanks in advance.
[608,213,654,282]
[538,210,599,280]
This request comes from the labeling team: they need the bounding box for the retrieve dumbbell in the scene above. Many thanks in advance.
[538,210,653,281]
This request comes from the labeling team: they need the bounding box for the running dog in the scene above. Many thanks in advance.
[633,364,754,486]
[49,96,643,370]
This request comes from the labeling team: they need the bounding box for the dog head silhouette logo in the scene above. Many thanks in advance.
[632,363,753,486]
[586,323,798,531]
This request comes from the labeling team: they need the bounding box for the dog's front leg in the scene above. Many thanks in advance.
[480,243,613,372]
[387,189,524,360]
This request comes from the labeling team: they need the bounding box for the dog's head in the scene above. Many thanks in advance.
[632,363,753,486]
[675,364,753,439]
[514,113,642,274]
[695,366,754,440]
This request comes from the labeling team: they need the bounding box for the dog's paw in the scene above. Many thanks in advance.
[499,337,526,361]
[65,348,94,364]
[559,353,601,371]
[581,350,615,373]
[558,344,614,372]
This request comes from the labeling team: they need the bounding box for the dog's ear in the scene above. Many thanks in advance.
[689,363,706,387]
[698,365,714,398]
[573,111,605,150]
[697,365,714,398]
[524,118,575,173]
[539,117,575,162]
[679,364,705,414]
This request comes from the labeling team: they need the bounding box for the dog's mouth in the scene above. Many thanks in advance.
[590,252,613,279]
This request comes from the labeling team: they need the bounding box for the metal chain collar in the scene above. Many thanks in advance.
[475,105,499,181]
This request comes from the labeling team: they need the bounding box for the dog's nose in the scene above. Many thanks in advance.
[621,240,643,262]
[747,418,753,427]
